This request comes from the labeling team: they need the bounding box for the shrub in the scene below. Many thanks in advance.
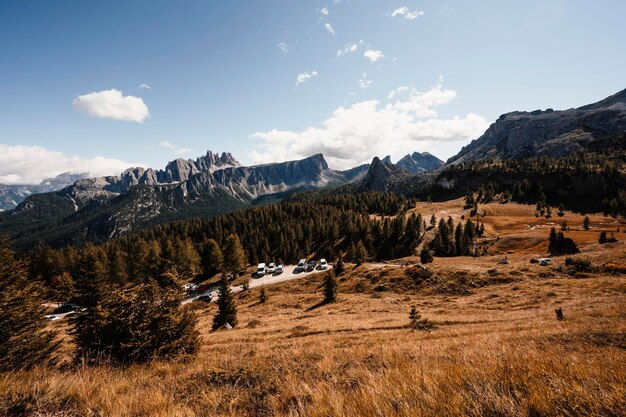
[408,307,434,330]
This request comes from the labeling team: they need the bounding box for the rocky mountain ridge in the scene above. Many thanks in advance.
[447,88,626,164]
[0,172,89,211]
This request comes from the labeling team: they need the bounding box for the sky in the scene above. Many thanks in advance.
[1,0,625,184]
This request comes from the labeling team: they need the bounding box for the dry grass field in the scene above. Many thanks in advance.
[1,201,625,417]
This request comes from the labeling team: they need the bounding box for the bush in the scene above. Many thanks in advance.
[565,257,592,272]
[408,307,434,330]
[405,265,433,285]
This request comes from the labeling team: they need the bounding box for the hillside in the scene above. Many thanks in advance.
[0,153,365,248]
[2,200,624,416]
[447,88,626,164]
[0,172,88,211]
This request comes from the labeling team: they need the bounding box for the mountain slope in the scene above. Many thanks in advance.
[0,152,361,248]
[0,172,89,211]
[447,88,626,164]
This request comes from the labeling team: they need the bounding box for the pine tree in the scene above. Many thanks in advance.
[0,237,59,371]
[582,216,591,231]
[223,234,246,275]
[212,275,238,330]
[72,280,199,364]
[201,239,224,277]
[74,245,109,307]
[599,230,607,244]
[334,252,345,276]
[49,272,76,305]
[323,270,338,303]
[557,203,565,217]
[420,247,433,264]
[354,240,368,265]
[259,287,267,303]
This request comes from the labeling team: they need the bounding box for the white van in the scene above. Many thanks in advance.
[319,259,328,270]
[297,259,307,272]
[257,263,266,277]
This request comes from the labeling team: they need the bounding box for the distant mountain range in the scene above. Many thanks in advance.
[0,172,89,211]
[2,88,624,248]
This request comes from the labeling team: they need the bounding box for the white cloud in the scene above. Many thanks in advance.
[364,49,384,63]
[388,85,410,99]
[138,83,151,90]
[158,140,177,150]
[337,42,359,57]
[0,144,142,185]
[324,23,335,35]
[320,7,329,16]
[390,6,424,20]
[73,89,150,123]
[249,83,489,170]
[158,140,192,155]
[359,73,373,90]
[175,147,192,155]
[277,42,293,54]
[295,70,318,86]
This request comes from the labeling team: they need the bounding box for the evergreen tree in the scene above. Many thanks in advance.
[201,239,224,277]
[223,234,246,275]
[212,275,238,330]
[323,270,338,303]
[259,287,267,303]
[420,247,433,264]
[49,272,76,305]
[582,216,591,231]
[334,252,345,276]
[0,237,59,371]
[557,203,565,217]
[354,240,368,265]
[599,230,607,244]
[74,245,109,307]
[72,280,199,364]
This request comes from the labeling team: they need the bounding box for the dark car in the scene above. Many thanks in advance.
[196,294,213,302]
[306,260,316,271]
[53,303,78,314]
[195,283,211,293]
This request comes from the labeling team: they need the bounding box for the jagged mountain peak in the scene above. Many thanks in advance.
[396,152,444,174]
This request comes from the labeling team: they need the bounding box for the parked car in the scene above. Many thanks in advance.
[539,258,553,266]
[195,283,211,293]
[196,294,213,302]
[297,259,307,272]
[53,303,77,314]
[276,264,284,274]
[267,263,276,274]
[319,259,328,270]
[306,260,316,272]
[257,263,266,277]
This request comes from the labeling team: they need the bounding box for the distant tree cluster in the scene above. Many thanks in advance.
[432,151,626,216]
[430,216,483,257]
[548,227,579,256]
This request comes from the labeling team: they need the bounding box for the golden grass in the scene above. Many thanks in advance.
[2,202,625,416]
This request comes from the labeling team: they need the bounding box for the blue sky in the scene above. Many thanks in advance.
[1,0,625,183]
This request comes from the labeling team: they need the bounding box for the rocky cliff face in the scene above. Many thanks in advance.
[358,157,414,193]
[396,152,444,174]
[447,88,626,164]
[0,172,89,211]
[119,151,239,191]
[2,152,363,246]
